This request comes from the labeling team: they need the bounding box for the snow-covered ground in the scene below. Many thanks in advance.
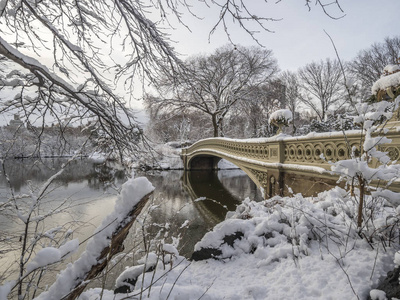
[80,187,399,300]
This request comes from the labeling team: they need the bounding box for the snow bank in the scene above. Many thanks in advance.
[370,289,387,300]
[80,187,397,300]
[36,174,154,300]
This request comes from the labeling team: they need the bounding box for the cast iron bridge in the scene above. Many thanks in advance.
[181,129,400,198]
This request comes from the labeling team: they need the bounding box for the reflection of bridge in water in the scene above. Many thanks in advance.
[181,130,400,198]
[182,170,263,225]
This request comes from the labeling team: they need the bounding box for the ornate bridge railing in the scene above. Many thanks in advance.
[181,130,400,197]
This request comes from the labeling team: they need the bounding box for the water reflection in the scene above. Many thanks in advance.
[0,158,126,194]
[134,169,263,258]
[100,168,263,290]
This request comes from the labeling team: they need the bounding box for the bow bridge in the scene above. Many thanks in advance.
[181,130,400,198]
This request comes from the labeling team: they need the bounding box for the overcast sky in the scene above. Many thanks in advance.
[164,0,400,72]
[2,0,399,126]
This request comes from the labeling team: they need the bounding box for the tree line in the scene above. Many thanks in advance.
[145,36,400,142]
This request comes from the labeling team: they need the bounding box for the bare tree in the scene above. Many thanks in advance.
[151,45,279,137]
[349,36,400,99]
[298,58,344,121]
[0,0,344,157]
[279,71,301,134]
[238,80,285,137]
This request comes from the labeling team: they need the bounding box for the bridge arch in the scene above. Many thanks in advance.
[183,149,283,198]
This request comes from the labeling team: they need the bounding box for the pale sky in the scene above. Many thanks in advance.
[1,0,400,126]
[164,0,400,72]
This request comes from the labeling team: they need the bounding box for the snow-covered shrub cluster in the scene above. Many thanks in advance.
[195,188,399,262]
[80,188,399,300]
[330,97,400,229]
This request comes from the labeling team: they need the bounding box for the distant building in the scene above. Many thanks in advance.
[8,114,25,131]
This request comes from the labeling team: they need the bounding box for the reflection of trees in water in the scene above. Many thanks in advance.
[0,159,126,193]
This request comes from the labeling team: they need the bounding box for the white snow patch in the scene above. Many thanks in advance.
[370,289,387,300]
[26,239,79,273]
[372,71,400,94]
[0,281,15,300]
[269,109,293,124]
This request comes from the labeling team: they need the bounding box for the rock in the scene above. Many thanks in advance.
[191,231,244,261]
[223,231,244,247]
[114,278,137,294]
[191,247,222,261]
[368,267,400,300]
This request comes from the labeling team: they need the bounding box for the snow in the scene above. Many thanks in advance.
[35,174,155,300]
[269,108,293,124]
[370,289,387,300]
[194,197,207,202]
[384,64,400,75]
[162,243,179,256]
[80,187,398,300]
[0,281,15,300]
[26,239,79,273]
[372,70,400,94]
[115,263,153,289]
[88,152,106,163]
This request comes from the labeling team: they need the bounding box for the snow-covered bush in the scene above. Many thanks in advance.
[307,114,358,133]
[268,109,293,134]
[330,96,400,231]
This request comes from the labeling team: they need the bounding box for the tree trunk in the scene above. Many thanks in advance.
[357,175,365,228]
[212,114,219,137]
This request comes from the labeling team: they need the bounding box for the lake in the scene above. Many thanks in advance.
[0,158,262,293]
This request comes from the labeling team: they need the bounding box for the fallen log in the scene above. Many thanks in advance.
[34,176,155,300]
[64,190,153,300]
